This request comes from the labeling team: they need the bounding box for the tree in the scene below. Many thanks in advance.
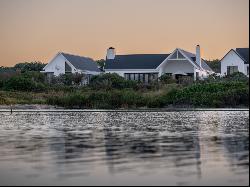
[14,62,46,72]
[96,59,105,71]
[0,66,15,73]
[206,59,221,73]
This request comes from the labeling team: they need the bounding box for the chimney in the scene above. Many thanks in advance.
[196,45,202,68]
[106,47,116,60]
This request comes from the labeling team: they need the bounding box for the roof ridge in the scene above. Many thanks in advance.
[233,49,247,63]
[179,49,195,56]
[116,54,169,56]
[61,52,94,60]
[236,47,249,50]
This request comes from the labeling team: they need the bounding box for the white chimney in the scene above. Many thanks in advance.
[106,47,116,60]
[196,45,202,68]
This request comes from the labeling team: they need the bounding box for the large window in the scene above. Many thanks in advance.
[169,51,185,60]
[227,66,239,75]
[139,74,144,82]
[124,73,158,83]
[65,62,72,73]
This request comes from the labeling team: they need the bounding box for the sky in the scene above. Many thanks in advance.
[0,0,249,66]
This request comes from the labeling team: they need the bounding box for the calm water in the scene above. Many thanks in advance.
[0,110,249,186]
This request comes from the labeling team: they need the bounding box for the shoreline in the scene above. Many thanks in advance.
[0,104,249,112]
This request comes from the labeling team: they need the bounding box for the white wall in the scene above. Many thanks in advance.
[244,64,249,77]
[43,54,76,76]
[221,50,246,76]
[43,53,101,77]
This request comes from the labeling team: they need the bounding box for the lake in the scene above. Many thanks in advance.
[0,110,249,186]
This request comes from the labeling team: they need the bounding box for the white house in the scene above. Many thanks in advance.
[41,52,101,83]
[221,48,249,77]
[104,45,214,83]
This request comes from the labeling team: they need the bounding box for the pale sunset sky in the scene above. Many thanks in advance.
[0,0,249,66]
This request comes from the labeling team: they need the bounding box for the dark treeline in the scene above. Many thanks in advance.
[206,59,221,73]
[0,62,46,73]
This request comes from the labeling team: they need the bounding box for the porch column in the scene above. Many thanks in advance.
[194,68,197,81]
[159,68,163,77]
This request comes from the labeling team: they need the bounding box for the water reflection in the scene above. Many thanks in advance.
[0,111,249,185]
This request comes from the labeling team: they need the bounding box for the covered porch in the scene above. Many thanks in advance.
[158,49,198,81]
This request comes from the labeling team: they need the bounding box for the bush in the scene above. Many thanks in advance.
[120,89,145,108]
[159,74,177,84]
[47,89,147,109]
[21,72,46,83]
[3,76,46,92]
[90,73,137,90]
[161,82,249,107]
[14,62,46,73]
[88,90,146,109]
[0,94,8,105]
[49,73,88,86]
[177,76,194,86]
[224,72,249,82]
[47,93,88,108]
[0,79,4,89]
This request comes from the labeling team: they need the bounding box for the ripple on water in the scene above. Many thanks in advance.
[0,111,249,186]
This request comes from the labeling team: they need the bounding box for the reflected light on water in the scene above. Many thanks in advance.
[0,111,249,186]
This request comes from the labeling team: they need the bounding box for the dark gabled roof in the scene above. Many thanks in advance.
[180,49,213,71]
[221,48,249,65]
[61,52,101,72]
[105,49,213,72]
[236,48,249,64]
[105,54,169,69]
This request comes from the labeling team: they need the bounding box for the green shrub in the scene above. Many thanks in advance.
[120,89,145,108]
[46,89,147,109]
[159,74,177,84]
[161,82,249,107]
[0,79,4,89]
[21,72,46,83]
[47,93,88,108]
[177,76,194,86]
[0,95,8,105]
[90,73,137,90]
[14,62,46,73]
[224,72,249,82]
[3,76,46,92]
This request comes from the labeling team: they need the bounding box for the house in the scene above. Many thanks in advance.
[41,52,101,83]
[220,48,249,77]
[104,45,214,83]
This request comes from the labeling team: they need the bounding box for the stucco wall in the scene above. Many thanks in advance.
[221,50,246,76]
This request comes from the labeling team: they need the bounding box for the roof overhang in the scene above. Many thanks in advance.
[156,48,200,70]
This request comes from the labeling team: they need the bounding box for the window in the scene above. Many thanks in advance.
[124,73,158,83]
[227,66,239,75]
[170,51,185,60]
[144,74,149,83]
[134,74,139,81]
[170,51,178,59]
[177,51,185,59]
[65,62,72,73]
[130,74,135,81]
[139,74,144,82]
[124,74,129,80]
